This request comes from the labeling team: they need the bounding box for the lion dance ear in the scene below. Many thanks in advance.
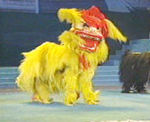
[58,8,84,25]
[105,19,127,42]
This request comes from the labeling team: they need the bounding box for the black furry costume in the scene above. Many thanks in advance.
[119,50,150,93]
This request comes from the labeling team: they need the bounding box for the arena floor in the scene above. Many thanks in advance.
[0,87,150,122]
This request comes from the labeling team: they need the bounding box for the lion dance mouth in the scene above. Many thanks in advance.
[75,30,103,52]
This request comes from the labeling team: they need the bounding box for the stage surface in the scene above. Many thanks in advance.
[0,89,150,122]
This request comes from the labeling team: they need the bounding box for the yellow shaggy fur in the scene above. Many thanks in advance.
[16,8,126,105]
[58,8,84,26]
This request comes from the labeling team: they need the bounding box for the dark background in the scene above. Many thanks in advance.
[0,7,150,66]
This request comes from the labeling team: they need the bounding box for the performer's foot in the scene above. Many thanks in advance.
[32,95,41,102]
[32,95,53,104]
[65,92,79,106]
[42,98,53,104]
[121,89,131,93]
[85,90,100,105]
[137,89,148,94]
[86,99,99,105]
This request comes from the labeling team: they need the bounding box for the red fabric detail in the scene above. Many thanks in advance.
[80,37,100,52]
[101,20,109,38]
[82,6,107,20]
[75,31,103,40]
[81,6,109,38]
[82,13,102,29]
[79,54,90,70]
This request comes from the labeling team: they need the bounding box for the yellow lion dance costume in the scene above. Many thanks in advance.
[16,6,127,105]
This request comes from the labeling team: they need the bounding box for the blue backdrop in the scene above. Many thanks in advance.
[0,0,150,66]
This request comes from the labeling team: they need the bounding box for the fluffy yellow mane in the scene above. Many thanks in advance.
[58,31,85,50]
[105,19,127,42]
[58,8,84,26]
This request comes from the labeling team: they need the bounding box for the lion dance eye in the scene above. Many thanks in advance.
[83,23,89,27]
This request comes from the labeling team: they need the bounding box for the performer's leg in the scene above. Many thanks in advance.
[64,69,79,105]
[79,70,100,105]
[32,93,41,102]
[122,85,131,93]
[34,81,52,104]
[81,81,99,104]
[135,82,147,93]
[122,80,132,93]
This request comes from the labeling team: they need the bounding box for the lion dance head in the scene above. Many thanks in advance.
[58,6,127,52]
